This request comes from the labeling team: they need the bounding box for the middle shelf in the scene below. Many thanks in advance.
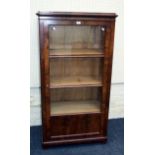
[49,49,104,58]
[50,76,102,88]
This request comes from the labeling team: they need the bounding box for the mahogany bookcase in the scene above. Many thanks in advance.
[36,12,117,147]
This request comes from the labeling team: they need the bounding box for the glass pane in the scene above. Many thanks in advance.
[50,87,102,115]
[50,58,103,88]
[49,26,104,55]
[49,25,104,115]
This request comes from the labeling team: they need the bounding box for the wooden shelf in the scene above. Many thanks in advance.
[50,77,102,88]
[49,49,104,58]
[51,100,100,115]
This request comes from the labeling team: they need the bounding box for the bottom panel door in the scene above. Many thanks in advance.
[50,113,102,140]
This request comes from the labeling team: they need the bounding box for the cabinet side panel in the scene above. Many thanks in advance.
[39,19,51,141]
[101,20,116,136]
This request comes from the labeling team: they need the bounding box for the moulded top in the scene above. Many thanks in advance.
[36,11,118,18]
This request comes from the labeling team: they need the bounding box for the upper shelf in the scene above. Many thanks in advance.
[49,49,104,58]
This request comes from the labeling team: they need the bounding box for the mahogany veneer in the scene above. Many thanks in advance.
[37,11,117,147]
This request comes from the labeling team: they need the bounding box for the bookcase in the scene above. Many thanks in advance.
[37,12,117,147]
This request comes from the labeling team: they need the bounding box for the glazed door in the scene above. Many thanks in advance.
[48,23,106,115]
[40,19,113,140]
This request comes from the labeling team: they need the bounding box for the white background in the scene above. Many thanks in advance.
[0,0,155,155]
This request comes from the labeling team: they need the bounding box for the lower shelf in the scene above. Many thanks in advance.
[50,100,101,115]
